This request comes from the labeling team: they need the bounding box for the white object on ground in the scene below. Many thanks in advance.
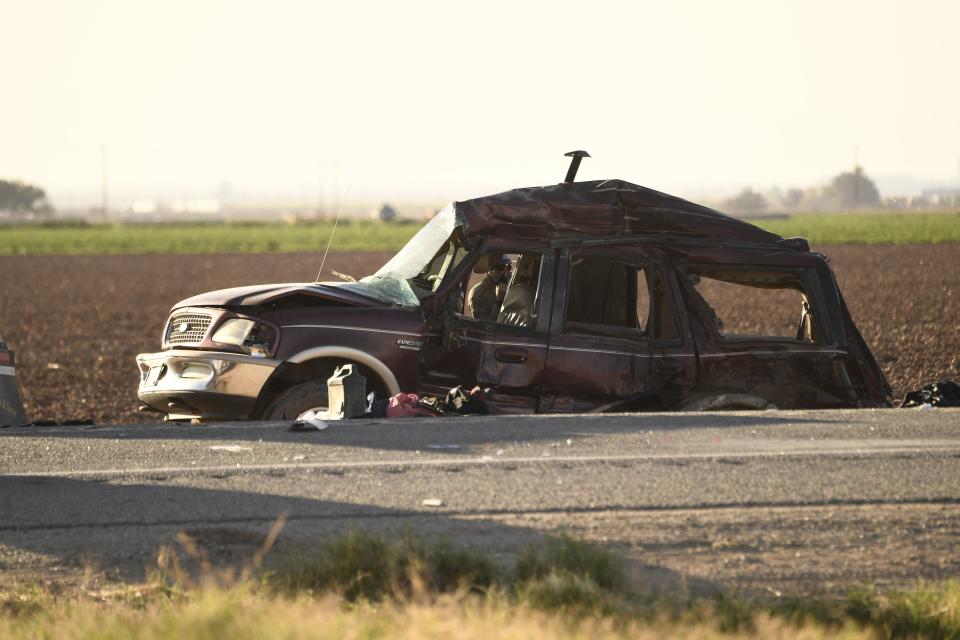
[421,498,444,507]
[293,409,329,430]
[293,419,328,431]
[298,409,331,421]
[209,445,252,453]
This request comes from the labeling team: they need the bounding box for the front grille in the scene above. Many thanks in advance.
[166,312,213,345]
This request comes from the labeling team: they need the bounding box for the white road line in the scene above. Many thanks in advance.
[7,445,960,479]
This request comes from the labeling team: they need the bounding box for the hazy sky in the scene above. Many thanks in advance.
[2,0,958,205]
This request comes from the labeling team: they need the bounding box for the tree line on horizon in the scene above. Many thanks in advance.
[723,168,886,215]
[0,179,53,218]
[3,168,954,222]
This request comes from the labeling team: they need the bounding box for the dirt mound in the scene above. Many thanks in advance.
[0,246,957,423]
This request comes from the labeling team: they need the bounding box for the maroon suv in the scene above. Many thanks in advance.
[137,178,890,420]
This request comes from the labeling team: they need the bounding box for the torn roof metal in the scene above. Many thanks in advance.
[456,179,785,245]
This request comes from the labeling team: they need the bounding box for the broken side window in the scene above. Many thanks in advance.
[411,227,469,296]
[687,268,816,343]
[359,204,466,307]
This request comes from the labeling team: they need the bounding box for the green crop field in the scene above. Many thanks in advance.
[0,212,957,256]
[0,220,420,256]
[754,212,960,245]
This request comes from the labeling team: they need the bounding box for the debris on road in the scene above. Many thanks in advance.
[289,409,328,431]
[327,364,366,419]
[289,420,327,431]
[371,386,491,418]
[383,393,438,418]
[209,445,252,453]
[900,379,960,408]
[421,498,444,507]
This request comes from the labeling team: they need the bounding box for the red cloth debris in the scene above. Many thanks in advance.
[386,393,437,418]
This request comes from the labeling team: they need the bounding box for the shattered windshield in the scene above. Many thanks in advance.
[336,204,467,308]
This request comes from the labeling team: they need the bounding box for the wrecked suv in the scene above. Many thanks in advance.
[137,177,891,420]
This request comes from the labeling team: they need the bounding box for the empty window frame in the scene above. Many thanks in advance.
[687,268,817,342]
[564,256,684,341]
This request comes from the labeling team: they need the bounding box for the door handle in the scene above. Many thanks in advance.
[655,360,684,375]
[495,347,528,363]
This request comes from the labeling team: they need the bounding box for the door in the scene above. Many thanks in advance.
[678,264,851,409]
[418,244,554,413]
[540,250,657,412]
[645,260,698,408]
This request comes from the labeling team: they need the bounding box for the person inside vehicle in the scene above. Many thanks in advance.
[468,256,511,321]
[497,255,539,327]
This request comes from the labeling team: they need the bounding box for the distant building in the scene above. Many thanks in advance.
[920,188,960,206]
[130,200,158,214]
[171,199,222,214]
[373,203,397,222]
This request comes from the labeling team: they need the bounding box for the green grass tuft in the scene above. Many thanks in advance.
[844,581,960,639]
[516,571,624,616]
[268,530,499,602]
[515,533,627,594]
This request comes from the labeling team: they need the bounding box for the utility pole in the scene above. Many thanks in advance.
[852,145,860,209]
[100,145,109,217]
[332,161,341,216]
[317,161,326,218]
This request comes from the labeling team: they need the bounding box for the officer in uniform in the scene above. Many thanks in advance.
[468,257,511,321]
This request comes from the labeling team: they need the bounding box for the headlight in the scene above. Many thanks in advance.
[211,319,256,345]
[211,318,278,356]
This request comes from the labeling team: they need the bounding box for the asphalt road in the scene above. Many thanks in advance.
[2,408,959,595]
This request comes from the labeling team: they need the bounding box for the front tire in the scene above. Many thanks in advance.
[262,380,329,421]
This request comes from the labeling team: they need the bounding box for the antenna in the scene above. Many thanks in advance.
[563,150,590,183]
[316,183,352,282]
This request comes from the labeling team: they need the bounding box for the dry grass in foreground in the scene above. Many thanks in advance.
[2,530,959,639]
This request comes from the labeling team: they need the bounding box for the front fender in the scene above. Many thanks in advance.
[285,346,402,396]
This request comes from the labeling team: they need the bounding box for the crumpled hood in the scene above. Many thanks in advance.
[172,282,382,311]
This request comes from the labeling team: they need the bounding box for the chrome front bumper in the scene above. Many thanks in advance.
[136,349,280,420]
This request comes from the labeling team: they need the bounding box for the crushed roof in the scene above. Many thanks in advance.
[456,179,784,245]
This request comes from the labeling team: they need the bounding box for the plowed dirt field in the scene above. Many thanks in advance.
[1,245,957,424]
